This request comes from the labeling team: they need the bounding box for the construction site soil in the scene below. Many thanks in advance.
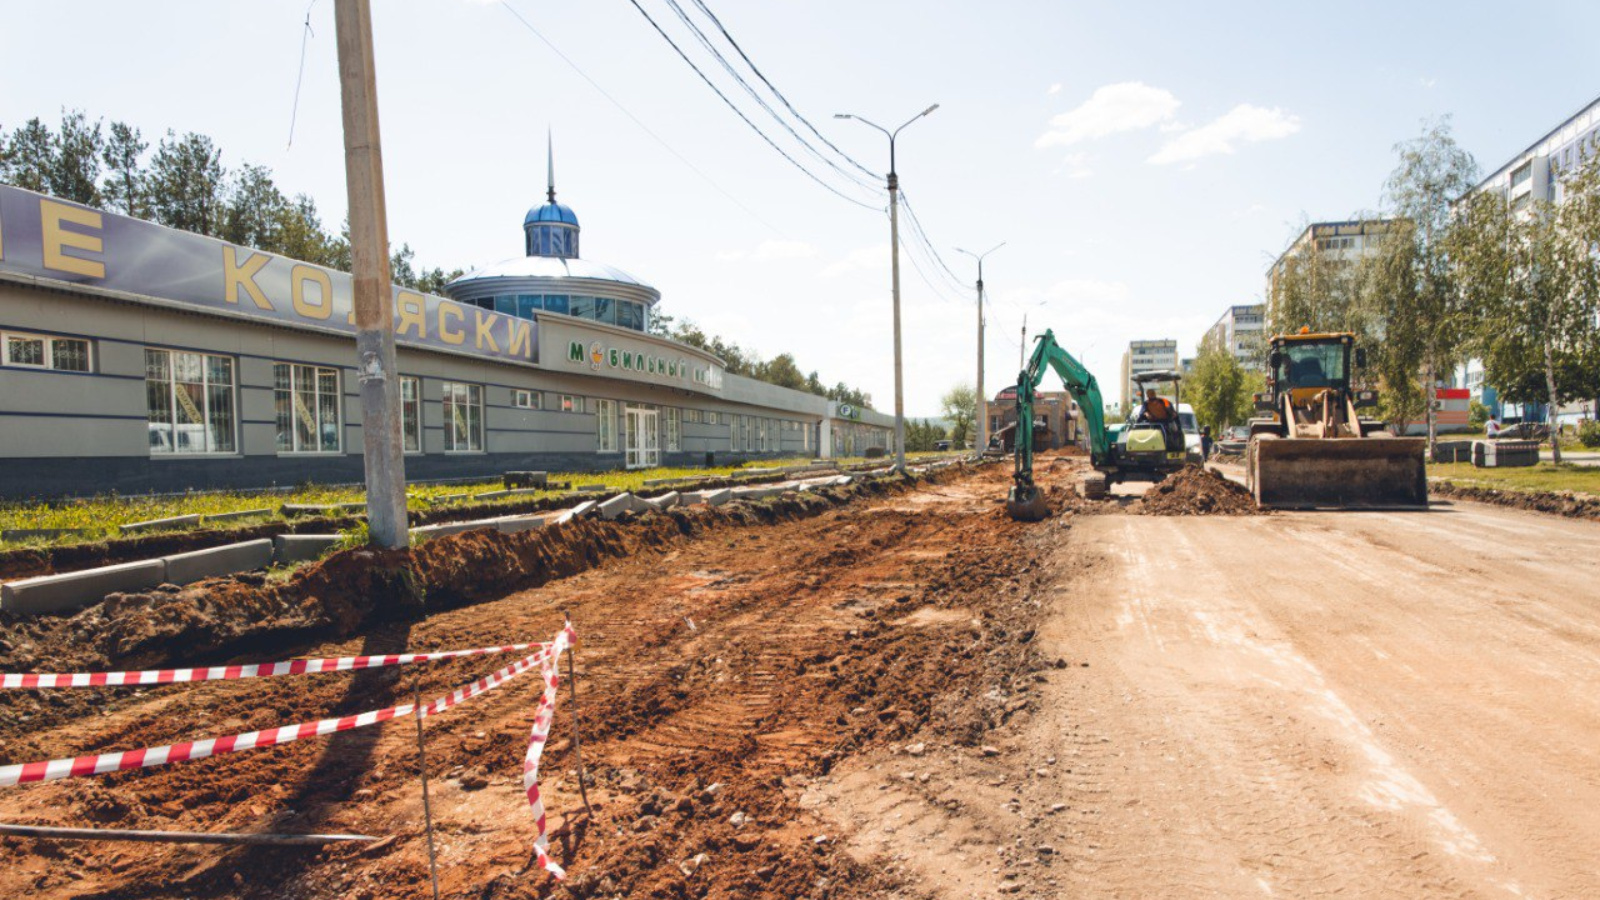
[1431,479,1600,521]
[1134,465,1262,516]
[0,460,1068,899]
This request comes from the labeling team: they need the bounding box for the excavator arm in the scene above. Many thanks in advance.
[1008,329,1111,520]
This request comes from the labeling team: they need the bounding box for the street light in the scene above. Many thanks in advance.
[835,103,940,472]
[956,242,1005,453]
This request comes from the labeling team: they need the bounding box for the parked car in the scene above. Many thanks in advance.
[1217,425,1250,456]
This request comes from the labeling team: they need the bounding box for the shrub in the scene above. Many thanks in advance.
[1579,420,1600,449]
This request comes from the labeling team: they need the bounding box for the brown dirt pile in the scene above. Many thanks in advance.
[1138,465,1262,516]
[0,461,1056,900]
[0,470,958,739]
[1431,480,1600,521]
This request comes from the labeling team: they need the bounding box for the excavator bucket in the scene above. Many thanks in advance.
[1006,484,1052,522]
[1249,437,1428,509]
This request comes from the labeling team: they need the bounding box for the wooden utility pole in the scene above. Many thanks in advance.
[335,0,408,548]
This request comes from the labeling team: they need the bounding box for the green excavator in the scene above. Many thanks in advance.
[1006,329,1193,521]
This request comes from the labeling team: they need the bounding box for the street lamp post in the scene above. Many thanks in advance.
[835,104,939,473]
[957,242,1005,453]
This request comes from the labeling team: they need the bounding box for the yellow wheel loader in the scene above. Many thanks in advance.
[1245,330,1428,509]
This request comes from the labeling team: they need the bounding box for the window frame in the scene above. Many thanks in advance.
[3,331,92,373]
[441,381,486,453]
[512,388,541,410]
[146,348,237,456]
[665,406,682,452]
[273,362,345,455]
[401,375,422,454]
[595,398,618,453]
[559,394,584,413]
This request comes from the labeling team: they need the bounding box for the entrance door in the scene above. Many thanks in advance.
[625,406,660,469]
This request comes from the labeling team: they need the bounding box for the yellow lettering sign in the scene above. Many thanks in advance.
[222,246,274,310]
[290,264,334,320]
[438,302,465,345]
[396,291,427,338]
[507,319,534,359]
[473,309,500,353]
[40,199,105,278]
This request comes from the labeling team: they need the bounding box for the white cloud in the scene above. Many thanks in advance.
[1054,152,1093,179]
[1047,83,1063,95]
[1148,104,1301,165]
[1419,76,1437,89]
[1035,82,1180,149]
[820,243,890,278]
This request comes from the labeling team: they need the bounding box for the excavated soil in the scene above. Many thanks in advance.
[1135,465,1262,516]
[1431,480,1600,521]
[0,461,1064,900]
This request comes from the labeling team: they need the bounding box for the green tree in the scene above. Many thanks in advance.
[3,118,56,192]
[1188,333,1251,430]
[220,163,288,250]
[940,383,976,448]
[1452,152,1600,462]
[146,130,226,235]
[52,110,103,205]
[1379,118,1479,454]
[100,121,148,216]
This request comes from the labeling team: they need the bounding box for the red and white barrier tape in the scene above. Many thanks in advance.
[0,643,545,690]
[0,626,579,879]
[523,623,575,879]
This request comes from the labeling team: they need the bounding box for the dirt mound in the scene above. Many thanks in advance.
[0,459,1053,900]
[0,469,963,740]
[1137,466,1261,516]
[1431,481,1600,521]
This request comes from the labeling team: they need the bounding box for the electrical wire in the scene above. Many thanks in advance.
[499,0,785,236]
[286,0,319,150]
[663,0,880,195]
[685,0,879,180]
[898,189,970,293]
[625,0,883,212]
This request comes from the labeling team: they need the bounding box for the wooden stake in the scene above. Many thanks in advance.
[563,614,594,818]
[414,688,442,900]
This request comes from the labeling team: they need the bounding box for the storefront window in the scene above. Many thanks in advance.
[274,363,342,453]
[401,376,421,453]
[665,407,681,451]
[2,332,91,372]
[517,295,542,318]
[147,348,235,455]
[596,398,617,452]
[442,381,484,452]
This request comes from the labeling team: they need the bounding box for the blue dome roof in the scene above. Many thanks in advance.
[525,202,579,227]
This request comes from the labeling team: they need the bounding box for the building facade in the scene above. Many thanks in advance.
[1464,94,1600,426]
[0,179,891,499]
[1118,339,1179,413]
[988,387,1079,451]
[1203,303,1265,368]
[1265,219,1396,319]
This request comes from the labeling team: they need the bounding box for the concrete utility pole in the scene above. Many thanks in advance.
[835,104,940,473]
[957,242,1004,452]
[335,0,408,548]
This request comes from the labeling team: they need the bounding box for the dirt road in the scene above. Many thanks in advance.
[819,492,1600,898]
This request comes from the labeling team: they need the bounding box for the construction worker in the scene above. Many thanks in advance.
[1142,389,1175,422]
[1201,425,1214,459]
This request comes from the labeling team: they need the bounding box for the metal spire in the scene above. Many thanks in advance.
[546,129,556,204]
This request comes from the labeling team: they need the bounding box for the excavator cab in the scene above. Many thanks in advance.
[1246,330,1427,508]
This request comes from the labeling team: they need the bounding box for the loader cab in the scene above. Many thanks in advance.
[1267,332,1355,394]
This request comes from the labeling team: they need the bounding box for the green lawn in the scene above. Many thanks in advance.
[1429,461,1600,497]
[0,451,960,549]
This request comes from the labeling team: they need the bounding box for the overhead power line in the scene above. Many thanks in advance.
[898,189,972,294]
[498,0,784,236]
[625,0,882,211]
[685,0,879,180]
[662,0,880,194]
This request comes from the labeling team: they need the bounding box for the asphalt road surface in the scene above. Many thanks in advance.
[821,489,1600,899]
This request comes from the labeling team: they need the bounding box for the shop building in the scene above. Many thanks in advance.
[0,173,890,499]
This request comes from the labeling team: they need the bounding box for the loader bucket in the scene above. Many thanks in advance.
[1006,484,1052,522]
[1248,436,1428,509]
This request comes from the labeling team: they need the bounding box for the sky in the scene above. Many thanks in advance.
[4,0,1600,416]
